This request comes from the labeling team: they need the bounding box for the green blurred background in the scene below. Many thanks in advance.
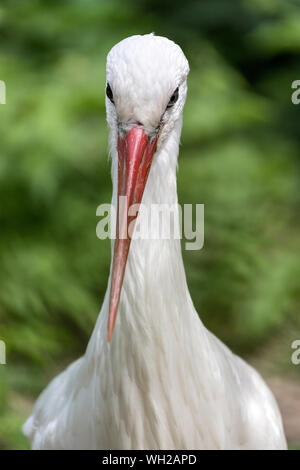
[0,0,300,449]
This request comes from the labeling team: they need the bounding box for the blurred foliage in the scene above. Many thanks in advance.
[0,0,300,449]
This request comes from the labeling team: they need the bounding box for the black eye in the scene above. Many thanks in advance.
[106,83,114,104]
[167,87,179,109]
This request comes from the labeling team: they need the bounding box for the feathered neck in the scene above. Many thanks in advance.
[87,117,202,354]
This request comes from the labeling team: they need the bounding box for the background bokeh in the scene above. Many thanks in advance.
[0,0,300,449]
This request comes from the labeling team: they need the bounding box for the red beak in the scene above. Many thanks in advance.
[107,127,158,341]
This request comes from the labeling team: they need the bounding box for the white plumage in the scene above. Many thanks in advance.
[23,34,287,450]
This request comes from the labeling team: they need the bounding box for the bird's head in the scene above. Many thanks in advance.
[105,34,189,341]
[106,33,189,145]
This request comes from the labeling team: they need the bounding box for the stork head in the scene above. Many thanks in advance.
[105,34,189,341]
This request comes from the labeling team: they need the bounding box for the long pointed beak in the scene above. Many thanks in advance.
[107,127,158,341]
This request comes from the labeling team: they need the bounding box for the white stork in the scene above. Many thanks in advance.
[23,34,287,450]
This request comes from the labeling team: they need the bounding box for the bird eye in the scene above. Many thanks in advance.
[106,83,114,104]
[167,87,179,109]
